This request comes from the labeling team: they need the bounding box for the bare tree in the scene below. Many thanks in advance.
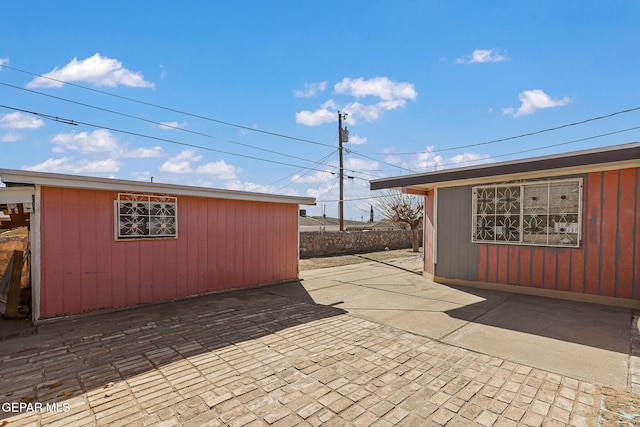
[376,190,423,252]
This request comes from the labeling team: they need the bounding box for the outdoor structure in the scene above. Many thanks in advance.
[0,169,315,320]
[371,142,640,308]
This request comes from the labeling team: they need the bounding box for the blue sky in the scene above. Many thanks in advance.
[1,1,640,220]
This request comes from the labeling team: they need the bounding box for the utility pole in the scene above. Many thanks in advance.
[338,112,348,231]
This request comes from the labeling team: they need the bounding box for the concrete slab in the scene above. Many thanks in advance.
[299,258,634,388]
[442,294,631,387]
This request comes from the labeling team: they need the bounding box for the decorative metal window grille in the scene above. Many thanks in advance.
[472,179,581,247]
[115,193,177,240]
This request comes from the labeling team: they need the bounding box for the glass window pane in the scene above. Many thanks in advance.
[116,194,177,239]
[475,188,495,214]
[473,179,580,248]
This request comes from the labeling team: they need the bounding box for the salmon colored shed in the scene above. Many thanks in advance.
[371,142,640,309]
[0,169,315,320]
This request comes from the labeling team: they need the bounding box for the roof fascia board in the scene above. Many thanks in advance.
[399,159,640,192]
[0,169,315,206]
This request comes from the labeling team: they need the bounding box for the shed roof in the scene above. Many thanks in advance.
[0,168,316,206]
[370,142,640,192]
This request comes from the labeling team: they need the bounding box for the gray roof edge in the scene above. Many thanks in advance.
[370,142,640,190]
[0,168,316,206]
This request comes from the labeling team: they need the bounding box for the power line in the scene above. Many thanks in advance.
[355,106,640,156]
[349,150,417,174]
[258,151,335,189]
[0,104,364,178]
[367,125,640,176]
[272,151,337,192]
[0,81,390,182]
[0,63,335,149]
[432,125,640,168]
[5,63,639,197]
[0,82,345,172]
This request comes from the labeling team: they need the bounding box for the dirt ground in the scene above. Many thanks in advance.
[299,248,423,271]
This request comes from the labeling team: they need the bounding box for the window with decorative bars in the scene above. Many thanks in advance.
[115,193,177,240]
[472,179,581,247]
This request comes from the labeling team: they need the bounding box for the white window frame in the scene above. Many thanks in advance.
[472,178,582,248]
[114,193,178,240]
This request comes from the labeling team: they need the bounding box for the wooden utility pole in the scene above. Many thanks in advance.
[338,112,346,231]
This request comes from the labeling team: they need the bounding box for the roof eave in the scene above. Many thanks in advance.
[0,169,316,206]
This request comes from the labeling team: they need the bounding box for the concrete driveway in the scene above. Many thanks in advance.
[292,255,637,390]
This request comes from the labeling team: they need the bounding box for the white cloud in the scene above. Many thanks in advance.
[345,158,379,171]
[295,81,327,98]
[51,129,120,154]
[345,100,407,122]
[305,181,338,200]
[126,146,165,158]
[1,131,22,142]
[0,58,8,68]
[159,149,202,173]
[456,48,507,64]
[225,180,299,196]
[196,160,241,180]
[158,121,186,130]
[26,53,154,88]
[384,146,491,171]
[335,77,417,101]
[50,129,164,159]
[297,77,417,127]
[159,150,242,181]
[349,135,367,145]
[295,108,336,126]
[448,152,492,166]
[0,112,45,129]
[384,154,401,164]
[503,89,571,117]
[130,171,153,182]
[26,157,120,174]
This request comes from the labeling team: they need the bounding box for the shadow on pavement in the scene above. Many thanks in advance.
[0,281,346,421]
[443,286,631,354]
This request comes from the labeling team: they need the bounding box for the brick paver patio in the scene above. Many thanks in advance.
[0,285,638,426]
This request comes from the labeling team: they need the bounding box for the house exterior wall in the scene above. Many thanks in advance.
[39,186,299,318]
[432,167,639,302]
[434,186,479,281]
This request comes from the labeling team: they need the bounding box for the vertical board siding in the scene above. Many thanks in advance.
[530,248,545,288]
[40,187,62,317]
[600,170,619,296]
[555,248,571,292]
[635,168,640,299]
[475,167,639,299]
[542,248,556,289]
[584,172,602,295]
[616,168,636,298]
[95,191,114,309]
[497,246,509,284]
[506,246,520,285]
[78,190,98,312]
[39,187,300,318]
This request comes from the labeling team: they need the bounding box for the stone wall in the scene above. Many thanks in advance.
[300,230,422,258]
